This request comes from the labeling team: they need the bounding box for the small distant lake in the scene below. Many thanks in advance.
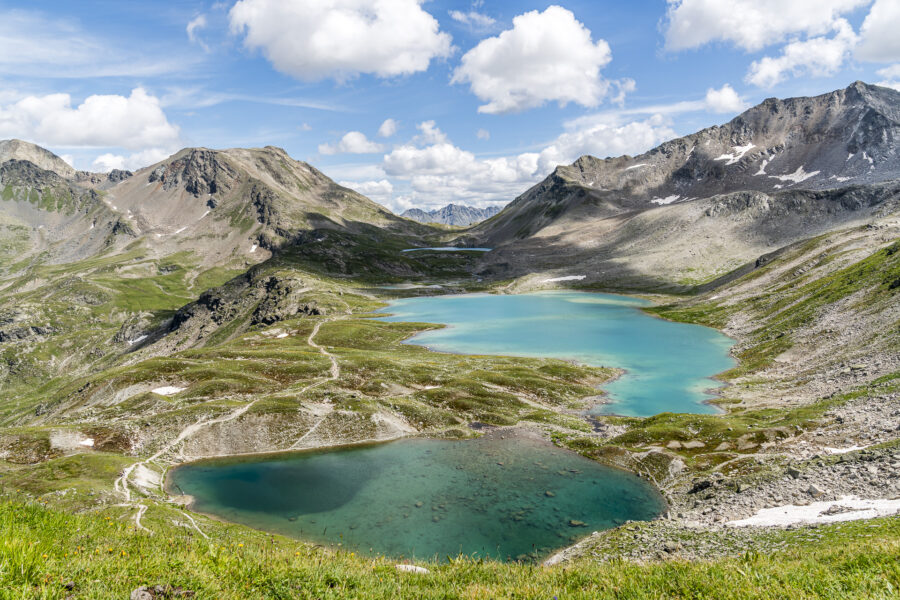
[376,291,735,416]
[168,434,665,562]
[401,247,492,252]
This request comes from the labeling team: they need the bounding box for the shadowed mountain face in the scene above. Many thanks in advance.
[465,82,900,289]
[0,142,426,269]
[401,204,503,227]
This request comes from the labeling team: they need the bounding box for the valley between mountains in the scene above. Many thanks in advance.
[1,82,899,596]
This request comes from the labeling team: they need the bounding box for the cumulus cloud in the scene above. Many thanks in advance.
[318,131,385,155]
[380,116,675,208]
[451,6,615,114]
[0,87,180,151]
[663,0,869,52]
[229,0,453,81]
[91,148,172,173]
[338,178,394,203]
[856,0,900,62]
[746,19,858,87]
[703,84,748,113]
[875,64,900,91]
[377,118,398,138]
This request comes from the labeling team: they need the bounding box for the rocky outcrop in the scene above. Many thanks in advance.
[160,271,320,350]
[148,149,238,197]
[0,139,75,178]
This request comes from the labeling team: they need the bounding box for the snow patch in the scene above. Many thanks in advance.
[127,335,148,346]
[714,143,755,166]
[770,166,820,184]
[829,175,852,182]
[79,438,94,447]
[199,210,210,219]
[543,275,586,283]
[250,244,258,253]
[173,227,187,235]
[276,332,289,339]
[651,195,680,205]
[863,152,873,165]
[727,496,900,527]
[624,163,647,170]
[847,153,854,161]
[152,386,185,396]
[754,159,769,176]
[824,445,868,455]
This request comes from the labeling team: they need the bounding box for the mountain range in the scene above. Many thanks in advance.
[401,203,503,227]
[1,81,898,386]
[461,81,900,289]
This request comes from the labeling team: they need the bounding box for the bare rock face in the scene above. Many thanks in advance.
[148,149,238,196]
[466,81,900,287]
[402,204,503,227]
[0,139,75,178]
[159,271,321,350]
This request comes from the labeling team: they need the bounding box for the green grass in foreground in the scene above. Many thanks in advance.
[0,498,898,599]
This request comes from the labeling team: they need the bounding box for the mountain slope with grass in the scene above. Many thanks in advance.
[466,82,900,289]
[0,84,899,599]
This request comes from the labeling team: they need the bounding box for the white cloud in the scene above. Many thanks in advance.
[663,0,869,52]
[91,148,172,173]
[318,131,385,155]
[476,128,490,140]
[187,14,208,48]
[745,19,858,87]
[412,120,447,145]
[380,116,675,208]
[856,0,900,62]
[876,64,900,91]
[339,179,394,204]
[704,84,748,113]
[449,10,496,29]
[0,88,181,151]
[377,118,399,138]
[451,6,615,114]
[229,0,453,81]
[538,114,677,166]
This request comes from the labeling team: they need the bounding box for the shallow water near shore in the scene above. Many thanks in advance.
[376,291,735,416]
[168,434,665,562]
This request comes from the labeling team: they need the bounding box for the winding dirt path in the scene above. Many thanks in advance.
[113,316,342,532]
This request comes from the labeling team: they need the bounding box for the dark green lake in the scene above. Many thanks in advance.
[168,435,665,562]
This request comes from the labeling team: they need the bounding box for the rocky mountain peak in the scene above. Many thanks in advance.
[147,148,239,197]
[401,203,503,227]
[0,139,76,179]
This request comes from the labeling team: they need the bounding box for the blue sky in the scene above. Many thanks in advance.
[1,0,898,212]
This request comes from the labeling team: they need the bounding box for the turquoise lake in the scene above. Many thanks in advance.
[376,291,735,416]
[168,434,666,562]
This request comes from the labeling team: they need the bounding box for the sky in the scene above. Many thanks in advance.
[1,0,899,213]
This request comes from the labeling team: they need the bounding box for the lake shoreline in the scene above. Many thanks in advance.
[165,426,668,563]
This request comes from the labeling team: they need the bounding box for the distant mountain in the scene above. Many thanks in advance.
[464,81,900,289]
[0,142,422,268]
[401,203,503,227]
[0,139,76,179]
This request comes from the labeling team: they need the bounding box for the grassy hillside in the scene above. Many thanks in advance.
[1,495,898,599]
